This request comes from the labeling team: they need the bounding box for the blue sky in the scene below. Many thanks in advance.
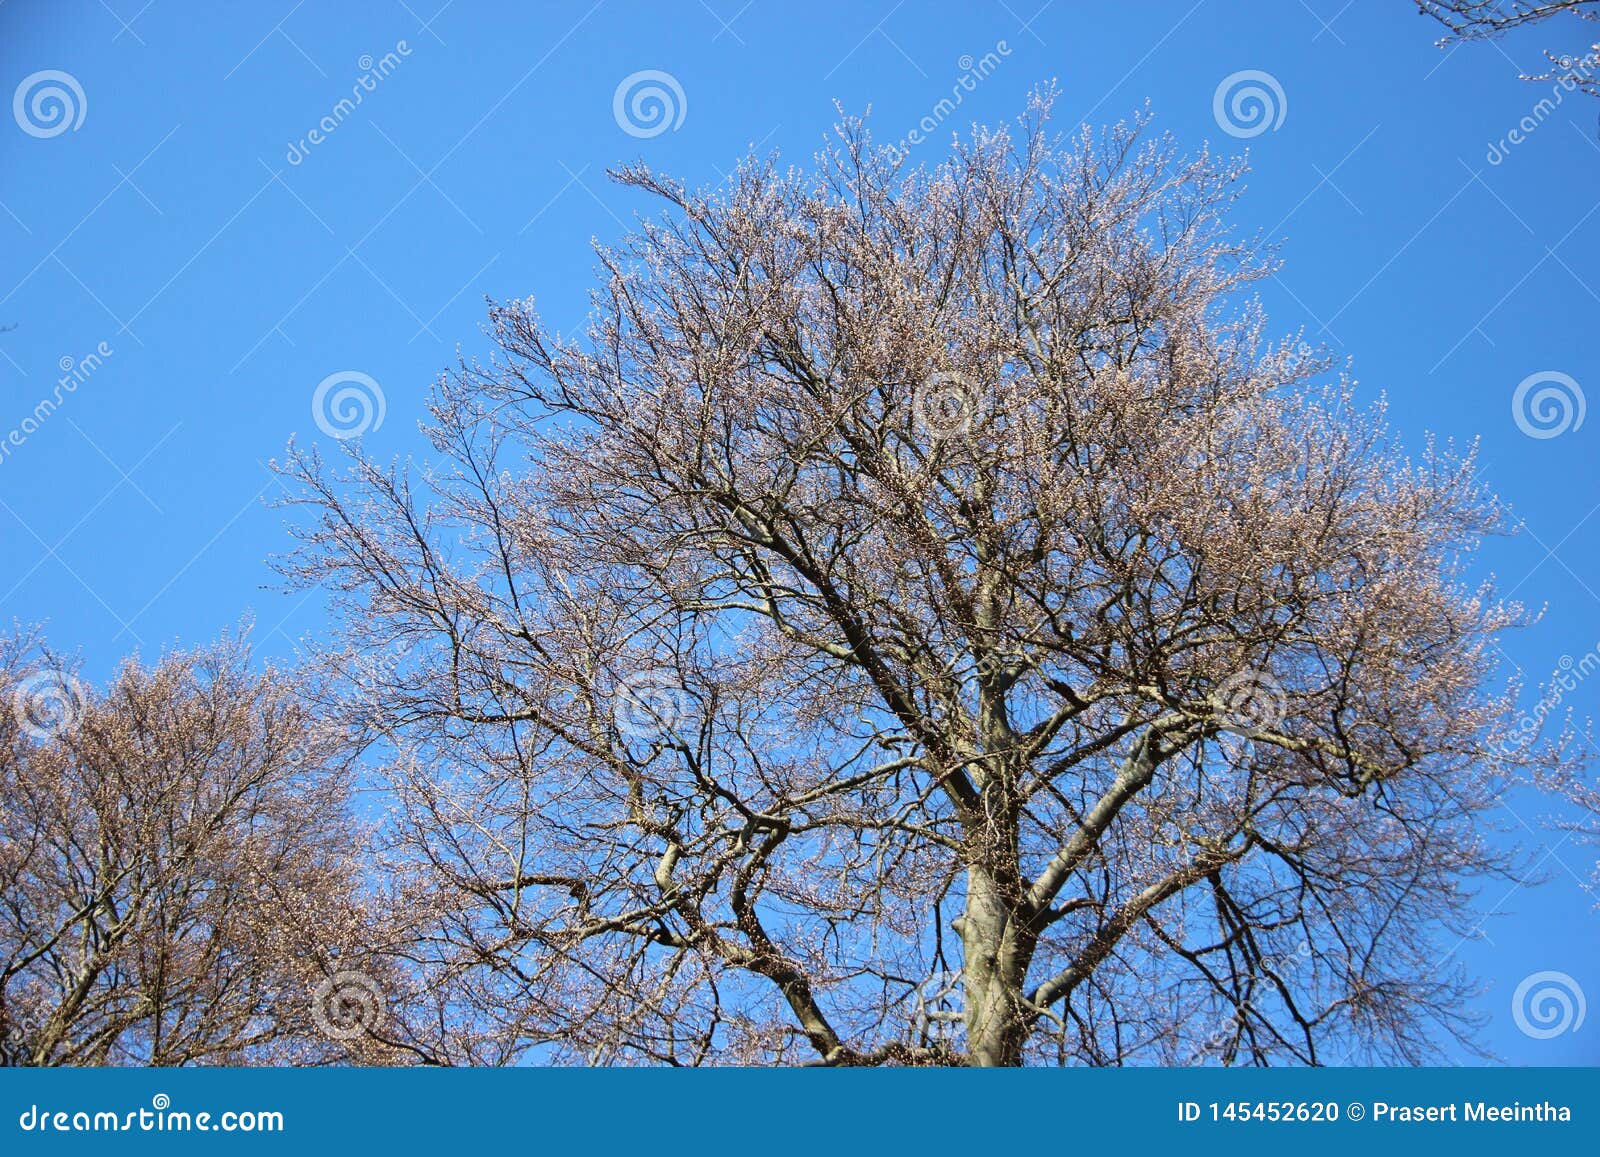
[1,0,1596,1064]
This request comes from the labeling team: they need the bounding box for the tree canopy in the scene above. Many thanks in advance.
[268,94,1567,1066]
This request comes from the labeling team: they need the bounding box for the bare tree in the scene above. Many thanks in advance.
[278,94,1576,1066]
[1415,1,1600,94]
[1417,0,1595,37]
[0,627,388,1065]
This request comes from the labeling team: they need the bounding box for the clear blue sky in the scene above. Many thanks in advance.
[1,0,1596,1065]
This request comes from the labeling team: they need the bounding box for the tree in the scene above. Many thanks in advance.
[278,94,1570,1066]
[0,627,385,1065]
[1417,0,1595,37]
[1415,1,1600,95]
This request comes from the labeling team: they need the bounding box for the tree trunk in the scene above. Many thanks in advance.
[960,862,1035,1066]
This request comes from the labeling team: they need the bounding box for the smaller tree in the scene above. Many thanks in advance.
[0,627,386,1065]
